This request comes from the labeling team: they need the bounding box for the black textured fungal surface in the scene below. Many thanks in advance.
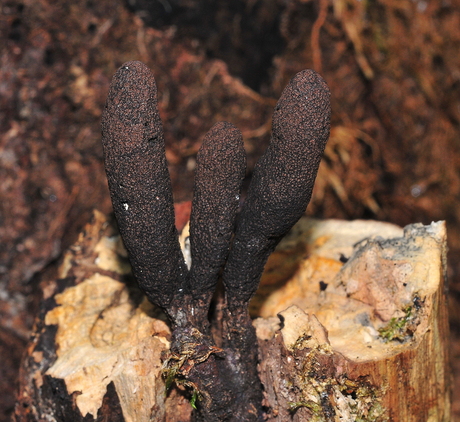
[101,61,188,311]
[223,69,331,306]
[188,122,246,305]
[101,61,330,422]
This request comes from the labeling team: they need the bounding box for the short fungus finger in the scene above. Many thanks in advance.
[101,61,188,313]
[188,122,246,315]
[223,69,331,307]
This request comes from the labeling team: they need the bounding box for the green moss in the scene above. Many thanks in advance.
[337,377,388,422]
[189,389,201,410]
[288,400,321,413]
[378,304,414,342]
[162,351,203,408]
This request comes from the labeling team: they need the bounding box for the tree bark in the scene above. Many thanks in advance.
[14,211,451,421]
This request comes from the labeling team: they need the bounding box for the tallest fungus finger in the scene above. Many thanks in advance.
[101,61,188,312]
[223,69,331,306]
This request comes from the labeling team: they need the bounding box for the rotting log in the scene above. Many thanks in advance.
[14,211,451,421]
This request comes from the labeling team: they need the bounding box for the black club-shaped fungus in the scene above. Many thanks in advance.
[223,69,331,307]
[188,121,246,312]
[101,61,188,312]
[101,61,331,422]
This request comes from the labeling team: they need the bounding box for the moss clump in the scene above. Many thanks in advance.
[288,400,321,413]
[379,295,422,342]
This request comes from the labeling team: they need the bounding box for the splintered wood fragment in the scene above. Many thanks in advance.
[15,213,450,422]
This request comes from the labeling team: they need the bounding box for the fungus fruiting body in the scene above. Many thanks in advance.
[102,60,331,421]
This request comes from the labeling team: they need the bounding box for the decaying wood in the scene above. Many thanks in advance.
[253,218,451,422]
[15,211,450,421]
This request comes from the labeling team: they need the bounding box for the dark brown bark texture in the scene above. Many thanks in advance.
[101,61,330,421]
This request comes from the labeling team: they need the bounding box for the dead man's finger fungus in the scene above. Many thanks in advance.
[223,69,331,308]
[101,61,187,316]
[102,60,331,421]
[188,121,246,319]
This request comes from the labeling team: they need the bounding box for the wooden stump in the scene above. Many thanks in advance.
[253,218,451,422]
[14,211,451,421]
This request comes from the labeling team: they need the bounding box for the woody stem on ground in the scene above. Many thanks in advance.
[101,61,330,421]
